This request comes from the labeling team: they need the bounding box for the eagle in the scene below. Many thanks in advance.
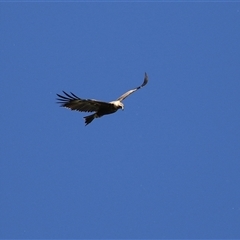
[56,72,148,125]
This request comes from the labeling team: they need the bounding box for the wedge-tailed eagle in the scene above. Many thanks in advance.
[56,72,148,125]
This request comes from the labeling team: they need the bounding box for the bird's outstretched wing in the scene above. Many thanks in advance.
[56,91,112,112]
[117,72,148,102]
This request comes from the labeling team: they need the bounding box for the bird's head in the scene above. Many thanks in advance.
[111,101,124,110]
[118,102,124,110]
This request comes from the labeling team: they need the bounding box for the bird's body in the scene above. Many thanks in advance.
[83,100,123,125]
[56,73,148,125]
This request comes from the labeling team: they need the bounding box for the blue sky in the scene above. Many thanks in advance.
[1,2,240,239]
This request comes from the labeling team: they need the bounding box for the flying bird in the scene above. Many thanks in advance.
[56,72,148,126]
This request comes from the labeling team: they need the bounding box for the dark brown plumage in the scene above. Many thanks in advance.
[56,72,148,125]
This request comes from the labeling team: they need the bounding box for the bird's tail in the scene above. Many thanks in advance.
[84,114,95,126]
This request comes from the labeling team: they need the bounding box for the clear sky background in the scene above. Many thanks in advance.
[1,2,240,239]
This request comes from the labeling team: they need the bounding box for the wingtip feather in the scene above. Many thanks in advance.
[142,72,148,87]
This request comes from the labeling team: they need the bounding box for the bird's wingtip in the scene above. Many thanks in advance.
[142,72,148,87]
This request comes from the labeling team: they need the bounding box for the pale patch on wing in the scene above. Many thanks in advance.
[117,72,148,102]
